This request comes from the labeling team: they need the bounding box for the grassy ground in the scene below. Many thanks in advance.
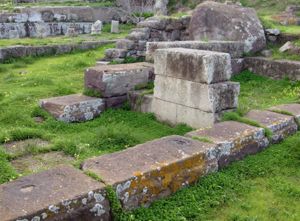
[266,42,300,62]
[0,24,133,47]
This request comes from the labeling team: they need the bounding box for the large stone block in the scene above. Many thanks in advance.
[146,40,245,61]
[154,75,239,112]
[40,94,105,123]
[269,103,300,122]
[84,62,154,97]
[81,136,218,210]
[154,48,232,84]
[186,121,269,168]
[128,90,154,113]
[0,166,110,221]
[245,110,298,143]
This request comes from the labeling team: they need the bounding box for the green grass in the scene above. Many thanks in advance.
[266,43,300,62]
[127,132,300,220]
[0,24,133,47]
[260,15,300,35]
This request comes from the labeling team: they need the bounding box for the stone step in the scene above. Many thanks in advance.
[128,90,154,113]
[269,103,300,122]
[84,62,154,98]
[154,48,232,84]
[40,94,105,123]
[186,121,269,168]
[81,135,218,210]
[0,166,110,221]
[245,110,298,143]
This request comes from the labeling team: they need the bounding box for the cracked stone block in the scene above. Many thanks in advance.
[0,166,110,221]
[40,94,105,123]
[186,121,269,168]
[154,75,239,112]
[128,90,154,113]
[154,48,232,84]
[81,135,218,210]
[269,103,300,122]
[245,110,298,143]
[84,63,154,98]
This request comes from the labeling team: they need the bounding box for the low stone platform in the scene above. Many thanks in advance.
[81,135,218,210]
[269,103,300,122]
[245,110,298,143]
[0,166,110,221]
[186,121,269,168]
[40,94,105,123]
[84,62,154,98]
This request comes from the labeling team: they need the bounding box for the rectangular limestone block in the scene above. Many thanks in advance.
[0,166,110,221]
[154,48,232,84]
[269,103,300,122]
[151,98,228,128]
[146,40,245,61]
[186,121,269,168]
[81,136,218,210]
[154,75,240,112]
[40,94,105,123]
[245,110,298,143]
[105,95,127,109]
[85,62,154,97]
[128,90,154,113]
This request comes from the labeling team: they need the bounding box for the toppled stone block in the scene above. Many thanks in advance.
[245,110,298,143]
[146,41,245,61]
[154,48,232,84]
[186,121,269,168]
[40,94,105,123]
[84,63,154,97]
[81,136,218,210]
[0,166,110,221]
[105,48,128,59]
[269,103,300,122]
[128,90,154,113]
[154,75,239,112]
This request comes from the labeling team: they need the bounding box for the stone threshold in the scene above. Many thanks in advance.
[1,103,300,221]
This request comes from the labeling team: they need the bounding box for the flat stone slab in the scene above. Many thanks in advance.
[11,151,75,175]
[154,48,232,84]
[0,165,110,221]
[82,135,218,210]
[40,94,105,123]
[269,103,300,121]
[245,110,298,143]
[128,90,154,113]
[186,121,269,168]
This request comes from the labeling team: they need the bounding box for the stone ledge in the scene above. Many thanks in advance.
[245,110,298,143]
[81,135,218,210]
[186,121,269,168]
[0,165,110,221]
[269,103,300,122]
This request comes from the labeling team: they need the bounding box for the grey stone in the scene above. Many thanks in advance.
[279,41,294,53]
[269,103,300,122]
[111,20,119,33]
[266,29,280,36]
[261,49,273,57]
[128,90,153,113]
[231,58,245,75]
[154,0,169,16]
[105,95,128,109]
[105,48,128,59]
[116,39,135,50]
[91,20,102,35]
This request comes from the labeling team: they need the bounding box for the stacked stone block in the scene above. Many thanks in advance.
[152,48,240,128]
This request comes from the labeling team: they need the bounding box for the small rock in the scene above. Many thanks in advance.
[34,116,44,123]
[265,29,280,36]
[19,71,28,75]
[279,41,294,53]
[261,49,272,57]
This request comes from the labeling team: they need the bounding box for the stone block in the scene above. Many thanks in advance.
[154,75,239,112]
[186,121,269,168]
[111,20,119,33]
[40,94,105,123]
[269,103,300,122]
[105,95,128,109]
[0,166,110,221]
[245,110,298,143]
[84,63,154,97]
[81,136,218,209]
[146,41,245,61]
[231,58,245,75]
[127,28,150,41]
[128,90,154,113]
[116,39,135,50]
[105,48,128,59]
[154,48,232,84]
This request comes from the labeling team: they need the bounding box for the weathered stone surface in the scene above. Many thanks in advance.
[154,75,239,112]
[154,0,169,16]
[116,39,135,50]
[40,94,105,123]
[111,20,119,33]
[128,90,154,113]
[91,20,102,35]
[146,40,245,61]
[81,135,218,209]
[154,48,232,84]
[269,103,300,122]
[231,58,245,75]
[186,121,269,168]
[105,48,128,59]
[84,63,154,97]
[0,165,110,221]
[105,95,128,109]
[260,49,273,57]
[244,57,300,81]
[127,27,151,41]
[246,110,298,143]
[189,1,266,53]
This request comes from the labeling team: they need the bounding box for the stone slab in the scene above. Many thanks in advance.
[40,94,105,123]
[81,135,218,209]
[146,40,245,61]
[245,110,298,143]
[128,90,154,113]
[105,95,128,109]
[154,48,232,84]
[84,62,154,97]
[0,165,110,221]
[154,75,239,112]
[186,121,269,168]
[269,103,300,122]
